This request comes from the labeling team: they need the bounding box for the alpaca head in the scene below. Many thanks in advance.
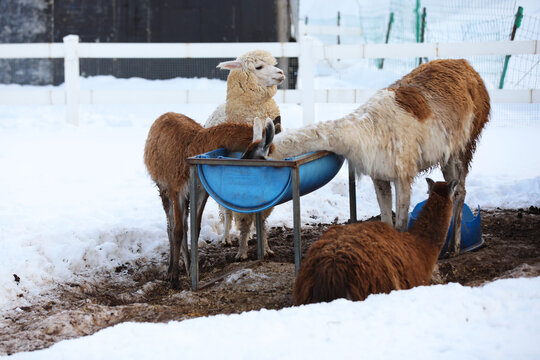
[426,178,458,199]
[272,115,282,134]
[241,115,279,159]
[241,117,275,159]
[217,50,285,87]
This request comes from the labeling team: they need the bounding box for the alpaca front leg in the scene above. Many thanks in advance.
[235,214,251,260]
[442,159,465,256]
[448,188,465,256]
[394,179,411,232]
[262,231,274,257]
[373,179,393,226]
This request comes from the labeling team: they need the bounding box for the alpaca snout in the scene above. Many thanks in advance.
[273,73,286,84]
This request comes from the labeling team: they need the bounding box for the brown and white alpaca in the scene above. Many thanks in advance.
[206,50,285,260]
[293,178,457,305]
[243,59,490,256]
[144,113,274,288]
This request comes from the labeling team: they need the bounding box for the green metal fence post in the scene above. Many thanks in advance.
[499,6,524,89]
[415,0,421,43]
[419,7,427,65]
[378,12,395,69]
[337,11,341,45]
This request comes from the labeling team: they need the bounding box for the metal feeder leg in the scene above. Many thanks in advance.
[348,160,357,223]
[189,165,199,291]
[256,212,264,259]
[292,167,301,274]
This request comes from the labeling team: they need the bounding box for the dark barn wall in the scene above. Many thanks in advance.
[1,0,298,87]
[51,0,276,43]
[0,0,54,84]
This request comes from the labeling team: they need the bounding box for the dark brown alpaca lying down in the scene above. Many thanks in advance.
[293,178,457,305]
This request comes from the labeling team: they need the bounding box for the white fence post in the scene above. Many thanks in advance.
[299,36,316,125]
[63,35,80,125]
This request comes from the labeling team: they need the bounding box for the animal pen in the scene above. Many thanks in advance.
[0,2,539,291]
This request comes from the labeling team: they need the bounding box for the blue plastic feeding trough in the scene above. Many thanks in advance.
[187,149,349,290]
[195,148,345,213]
[407,201,483,257]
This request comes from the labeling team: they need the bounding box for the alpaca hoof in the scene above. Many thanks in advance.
[235,252,248,261]
[222,238,233,247]
[264,248,275,257]
[167,273,180,289]
[170,279,180,289]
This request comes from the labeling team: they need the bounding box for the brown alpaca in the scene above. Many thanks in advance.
[243,59,490,256]
[293,178,457,305]
[144,113,273,288]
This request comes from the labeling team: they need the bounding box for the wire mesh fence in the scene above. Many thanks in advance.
[306,0,539,91]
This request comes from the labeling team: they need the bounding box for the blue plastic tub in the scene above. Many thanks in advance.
[196,149,345,213]
[407,201,483,256]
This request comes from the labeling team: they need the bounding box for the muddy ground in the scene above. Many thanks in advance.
[1,208,539,355]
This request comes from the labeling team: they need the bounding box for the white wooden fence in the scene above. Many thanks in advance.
[0,35,538,125]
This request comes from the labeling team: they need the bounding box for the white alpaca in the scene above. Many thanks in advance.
[243,59,490,256]
[144,113,272,288]
[206,49,284,128]
[205,50,285,260]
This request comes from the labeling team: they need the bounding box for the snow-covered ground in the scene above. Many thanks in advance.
[0,75,539,358]
[5,277,540,360]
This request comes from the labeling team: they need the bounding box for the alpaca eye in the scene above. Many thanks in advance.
[255,65,263,70]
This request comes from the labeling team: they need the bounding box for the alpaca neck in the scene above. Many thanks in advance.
[200,123,252,153]
[270,110,369,160]
[226,70,277,104]
[409,195,453,250]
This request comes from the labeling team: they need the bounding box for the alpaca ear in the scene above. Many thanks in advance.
[217,60,242,70]
[241,118,274,160]
[273,115,282,134]
[252,117,264,141]
[447,179,458,197]
[426,178,435,194]
[263,118,275,151]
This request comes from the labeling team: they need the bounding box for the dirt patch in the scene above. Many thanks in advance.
[1,208,539,355]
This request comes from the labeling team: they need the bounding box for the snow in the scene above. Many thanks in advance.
[1,74,538,359]
[5,277,540,360]
[1,2,540,356]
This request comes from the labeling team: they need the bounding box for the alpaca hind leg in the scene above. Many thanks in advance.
[442,158,467,256]
[157,184,175,277]
[235,213,251,260]
[169,192,185,289]
[195,181,209,238]
[373,179,393,226]
[220,207,234,246]
[394,178,411,232]
[179,196,191,279]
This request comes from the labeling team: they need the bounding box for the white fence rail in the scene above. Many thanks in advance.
[0,35,538,125]
[298,23,363,37]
